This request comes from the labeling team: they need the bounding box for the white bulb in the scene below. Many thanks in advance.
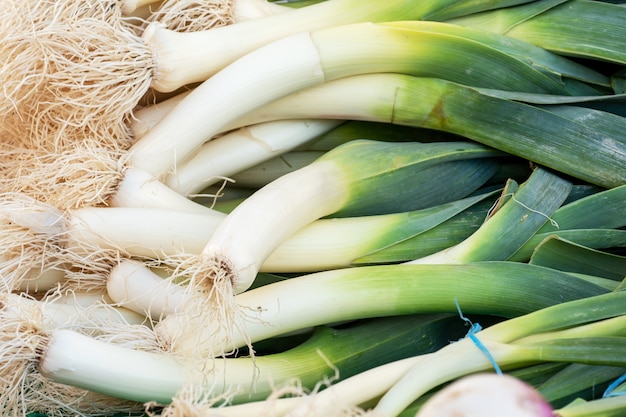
[416,373,553,417]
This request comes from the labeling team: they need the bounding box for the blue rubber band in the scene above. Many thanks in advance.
[454,298,502,375]
[603,373,626,398]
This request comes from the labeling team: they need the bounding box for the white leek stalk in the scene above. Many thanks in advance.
[131,90,191,138]
[16,268,67,295]
[110,167,217,213]
[2,292,146,329]
[66,206,224,259]
[0,189,216,292]
[164,119,343,196]
[107,260,189,320]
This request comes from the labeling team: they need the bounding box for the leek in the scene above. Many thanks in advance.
[224,73,626,188]
[30,314,469,405]
[0,291,153,416]
[259,191,498,272]
[143,0,566,92]
[149,261,607,357]
[181,140,500,297]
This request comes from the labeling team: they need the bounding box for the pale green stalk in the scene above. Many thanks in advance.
[353,197,497,264]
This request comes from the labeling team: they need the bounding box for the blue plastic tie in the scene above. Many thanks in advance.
[454,298,502,375]
[603,373,626,398]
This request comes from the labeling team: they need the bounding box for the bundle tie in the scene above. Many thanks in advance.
[603,373,626,398]
[454,298,502,375]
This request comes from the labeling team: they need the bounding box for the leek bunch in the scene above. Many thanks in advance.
[0,0,625,416]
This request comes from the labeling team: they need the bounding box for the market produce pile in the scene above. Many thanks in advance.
[1,0,625,416]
